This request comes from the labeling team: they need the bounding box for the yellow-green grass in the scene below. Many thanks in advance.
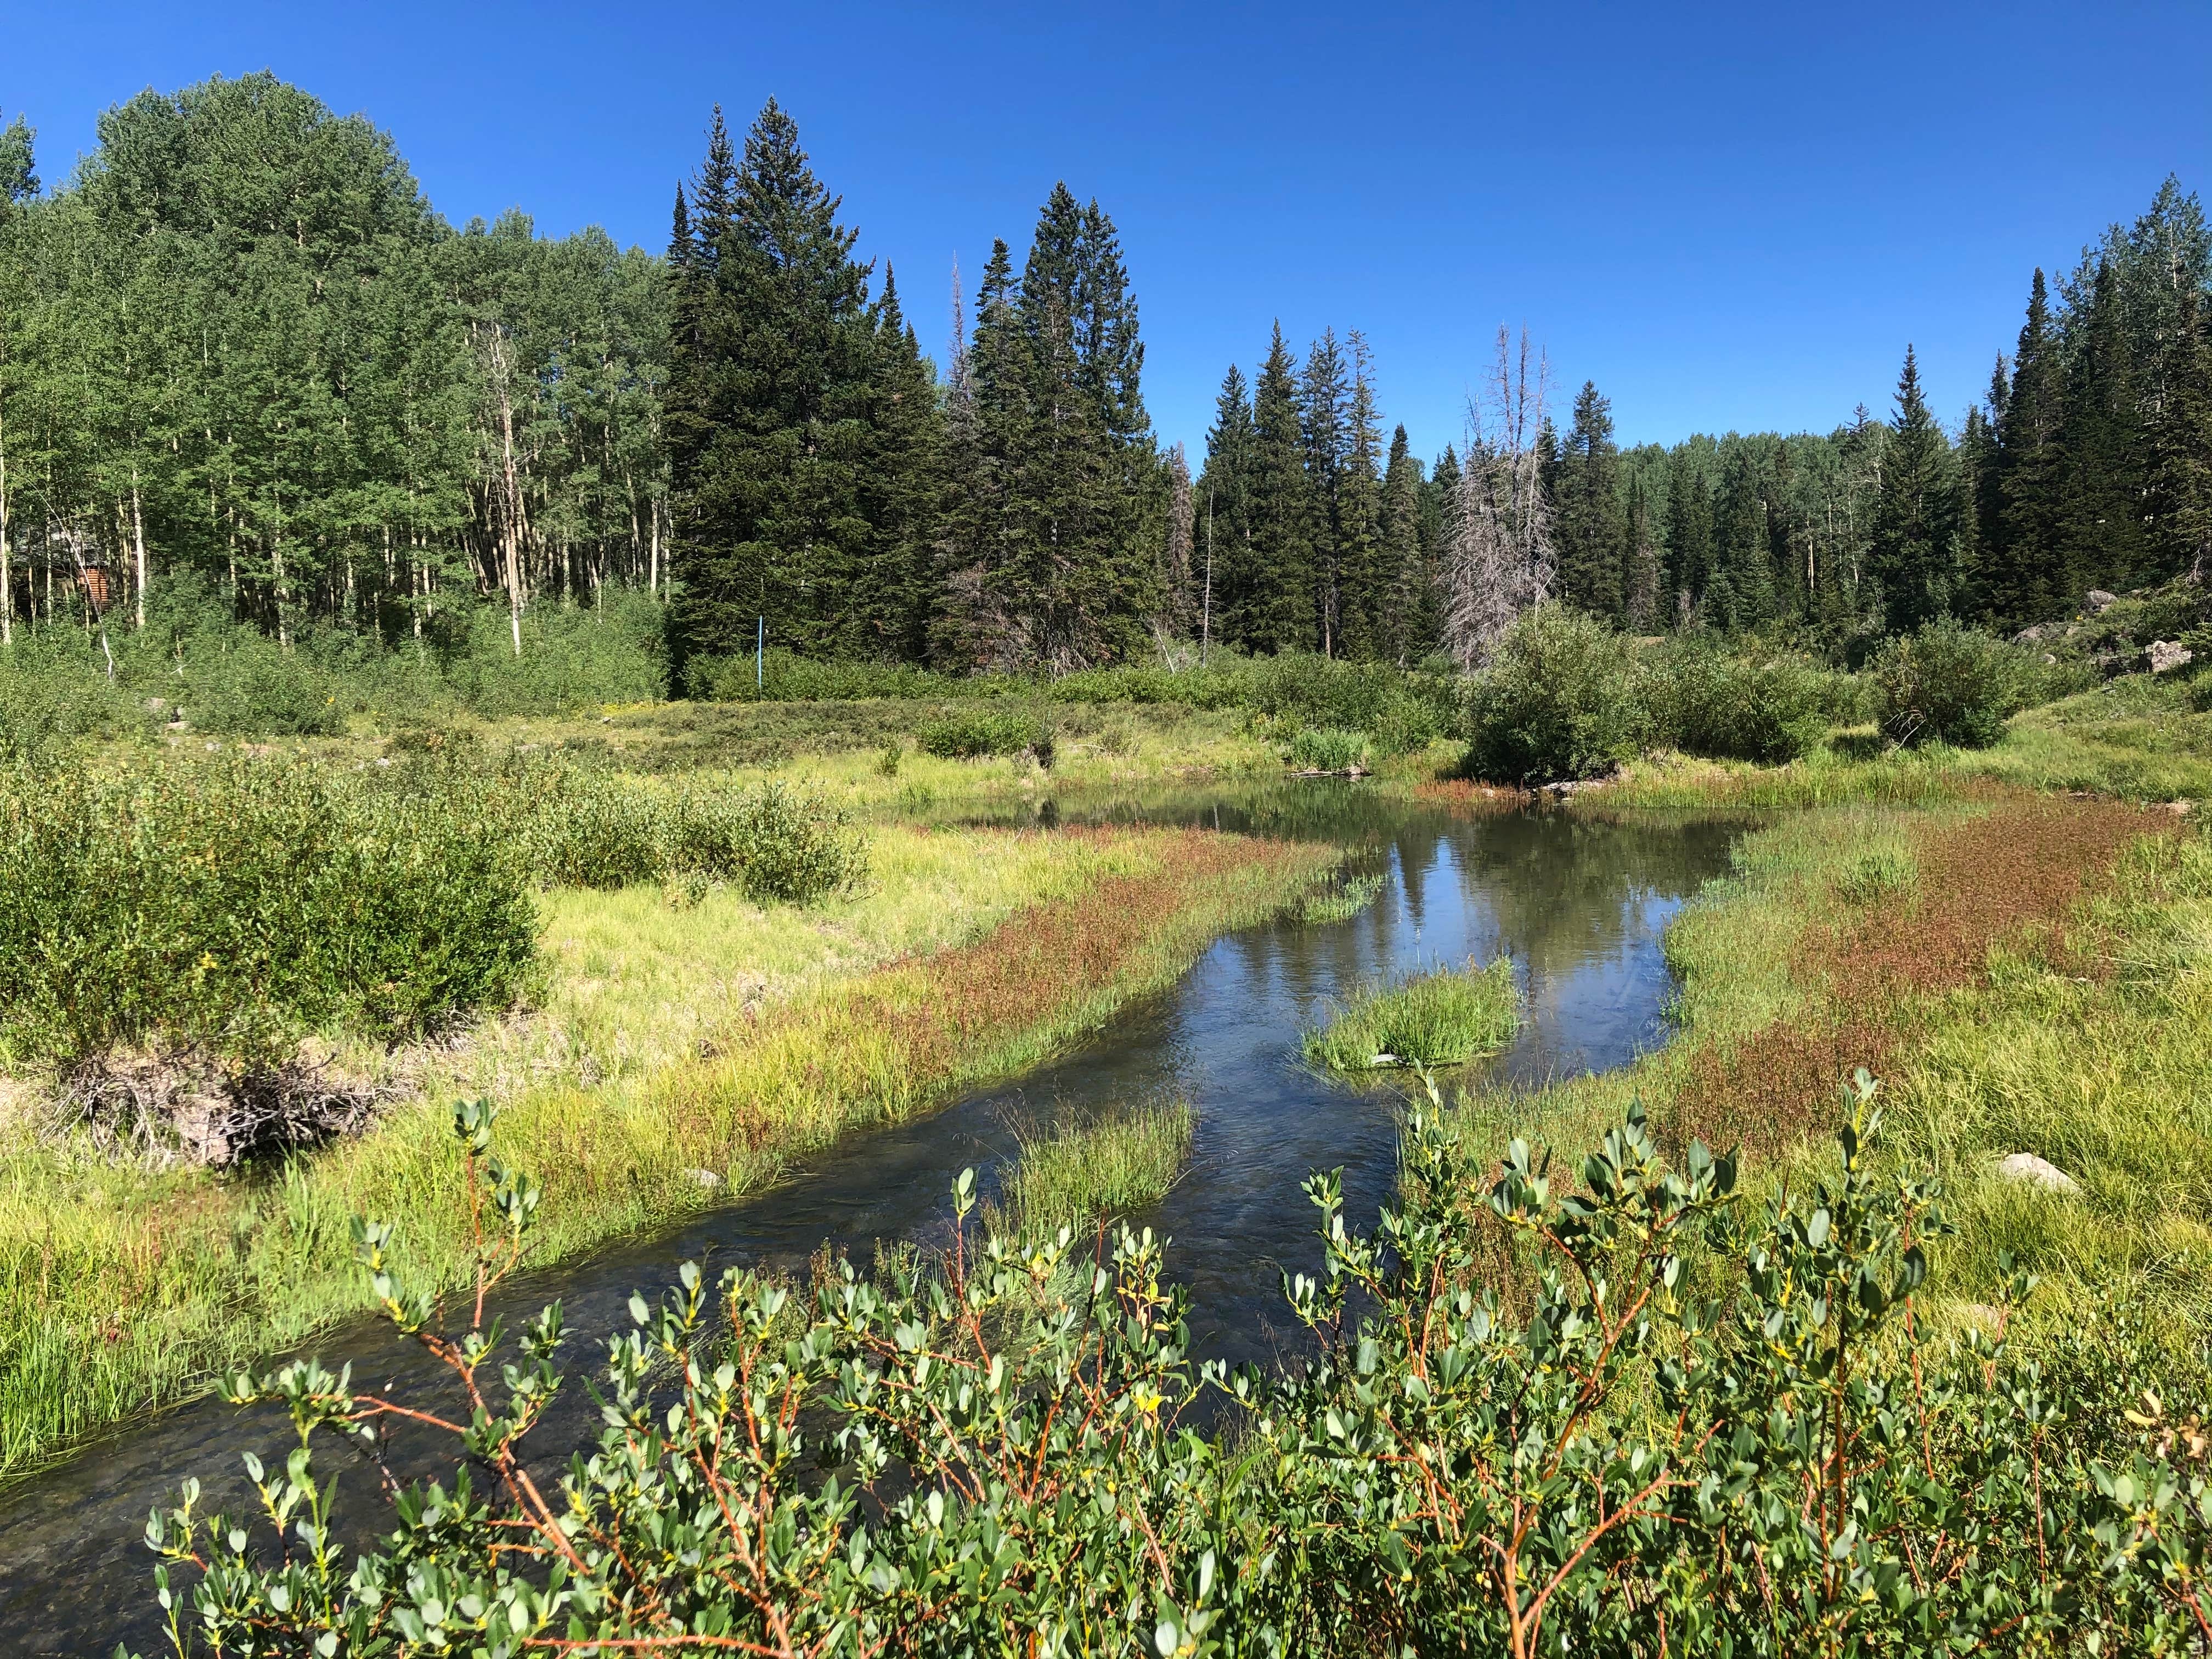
[1000,1098,1196,1233]
[0,823,1333,1482]
[1305,959,1521,1071]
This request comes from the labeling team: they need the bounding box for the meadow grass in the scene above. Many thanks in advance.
[0,822,1334,1481]
[999,1097,1195,1232]
[1431,785,2209,1355]
[1296,870,1386,924]
[1304,959,1521,1071]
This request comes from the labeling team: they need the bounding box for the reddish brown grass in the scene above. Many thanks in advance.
[1670,793,2168,1160]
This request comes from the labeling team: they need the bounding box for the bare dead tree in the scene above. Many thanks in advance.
[1442,326,1556,668]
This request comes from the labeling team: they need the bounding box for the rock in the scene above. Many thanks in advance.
[2086,589,2119,612]
[2149,639,2195,675]
[2011,623,2047,646]
[1994,1151,2080,1197]
[686,1167,723,1189]
[1369,1053,1402,1068]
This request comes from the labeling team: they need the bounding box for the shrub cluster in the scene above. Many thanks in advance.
[701,647,1458,757]
[1284,726,1370,771]
[916,709,1054,763]
[0,758,536,1066]
[153,1081,2212,1654]
[479,761,867,902]
[1464,606,1649,783]
[1871,619,2047,747]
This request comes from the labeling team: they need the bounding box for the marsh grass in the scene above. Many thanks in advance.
[1305,958,1521,1071]
[999,1097,1195,1231]
[1297,871,1386,924]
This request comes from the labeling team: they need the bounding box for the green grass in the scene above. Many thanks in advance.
[998,1097,1195,1232]
[1304,958,1521,1071]
[1296,871,1385,924]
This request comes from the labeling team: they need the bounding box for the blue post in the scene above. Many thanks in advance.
[757,616,764,690]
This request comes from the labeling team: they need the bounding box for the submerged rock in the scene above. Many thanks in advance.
[1994,1150,2081,1197]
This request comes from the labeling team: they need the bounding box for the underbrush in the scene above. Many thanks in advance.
[1304,957,1520,1070]
[998,1097,1194,1230]
[916,709,1054,764]
[0,757,536,1069]
[695,646,1458,757]
[139,1075,2212,1652]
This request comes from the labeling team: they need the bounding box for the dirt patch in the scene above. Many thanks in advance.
[1670,793,2169,1159]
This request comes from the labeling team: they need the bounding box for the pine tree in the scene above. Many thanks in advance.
[1378,424,1431,663]
[1334,331,1385,657]
[2151,283,2212,583]
[1194,363,1255,659]
[666,99,891,665]
[1551,379,1624,620]
[1664,446,1712,624]
[1622,475,1660,631]
[2052,259,2149,596]
[1244,323,1316,652]
[1867,345,1957,629]
[1299,328,1349,653]
[1996,269,2062,625]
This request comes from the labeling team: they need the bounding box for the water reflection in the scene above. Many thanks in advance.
[0,787,1739,1650]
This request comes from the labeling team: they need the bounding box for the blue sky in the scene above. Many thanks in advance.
[10,1,2210,461]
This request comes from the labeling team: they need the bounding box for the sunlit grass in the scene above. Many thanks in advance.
[1000,1098,1195,1232]
[1304,959,1520,1071]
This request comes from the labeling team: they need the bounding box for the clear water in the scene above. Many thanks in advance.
[0,786,1740,1651]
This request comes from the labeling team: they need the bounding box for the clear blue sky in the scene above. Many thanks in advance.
[12,1,2210,461]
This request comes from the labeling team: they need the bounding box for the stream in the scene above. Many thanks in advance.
[0,786,1740,1652]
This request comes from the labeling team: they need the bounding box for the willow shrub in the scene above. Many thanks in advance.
[0,758,535,1066]
[1465,605,1650,783]
[144,1076,2212,1655]
[487,762,867,901]
[1648,639,1840,763]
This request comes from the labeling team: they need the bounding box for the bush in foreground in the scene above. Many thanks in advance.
[140,1080,2212,1654]
[1302,957,1519,1069]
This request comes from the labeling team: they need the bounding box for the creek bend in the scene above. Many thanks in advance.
[0,787,1739,1651]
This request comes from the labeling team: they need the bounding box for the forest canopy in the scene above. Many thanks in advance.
[0,76,2207,691]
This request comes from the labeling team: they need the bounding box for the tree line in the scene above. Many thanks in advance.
[2,77,2207,677]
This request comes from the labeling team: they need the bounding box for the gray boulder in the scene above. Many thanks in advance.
[2086,589,2119,612]
[2149,639,2196,675]
[1994,1151,2080,1197]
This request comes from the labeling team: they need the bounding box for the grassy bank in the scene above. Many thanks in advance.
[0,822,1332,1481]
[997,1097,1195,1232]
[1436,783,2209,1347]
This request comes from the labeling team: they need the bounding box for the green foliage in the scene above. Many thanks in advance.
[1649,640,1839,763]
[498,764,866,902]
[1465,605,1649,783]
[141,1079,2212,1654]
[916,709,1053,762]
[1302,958,1519,1070]
[0,758,535,1066]
[1872,619,2040,747]
[1834,846,1918,904]
[1284,726,1369,771]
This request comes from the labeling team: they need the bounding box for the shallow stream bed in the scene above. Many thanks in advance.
[0,786,1738,1650]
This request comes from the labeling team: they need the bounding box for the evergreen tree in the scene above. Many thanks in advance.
[1378,424,1431,663]
[667,99,894,665]
[1335,331,1385,657]
[1867,345,1957,629]
[1193,364,1254,658]
[2151,283,2212,583]
[1622,475,1660,631]
[1242,323,1316,652]
[1664,445,1712,624]
[2052,260,2149,596]
[1995,269,2063,625]
[1299,328,1349,653]
[1551,379,1624,620]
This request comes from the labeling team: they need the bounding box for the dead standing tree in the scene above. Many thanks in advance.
[1443,325,1557,668]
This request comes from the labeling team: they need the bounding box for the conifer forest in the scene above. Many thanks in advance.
[3,77,2206,681]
